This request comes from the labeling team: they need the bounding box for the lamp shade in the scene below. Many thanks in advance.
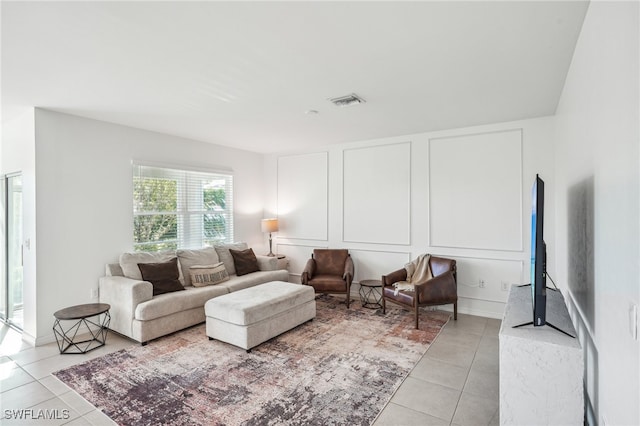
[261,218,279,233]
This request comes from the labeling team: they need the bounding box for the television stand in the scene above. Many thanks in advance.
[512,320,575,338]
[513,283,573,337]
[516,283,558,292]
[499,285,583,425]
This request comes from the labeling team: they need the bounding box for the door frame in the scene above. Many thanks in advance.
[2,171,23,330]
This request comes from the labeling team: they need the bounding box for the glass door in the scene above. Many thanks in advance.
[2,174,23,329]
[0,178,5,322]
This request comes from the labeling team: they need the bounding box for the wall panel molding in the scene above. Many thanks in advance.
[343,142,411,245]
[448,254,524,304]
[347,248,412,283]
[277,152,328,241]
[275,242,328,276]
[428,129,523,251]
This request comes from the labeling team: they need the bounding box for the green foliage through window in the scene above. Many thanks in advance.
[132,164,233,251]
[204,187,227,243]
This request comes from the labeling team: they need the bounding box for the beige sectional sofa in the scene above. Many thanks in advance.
[99,243,289,344]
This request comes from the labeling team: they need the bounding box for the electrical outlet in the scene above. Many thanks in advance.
[479,279,486,288]
[501,281,510,291]
[90,288,99,299]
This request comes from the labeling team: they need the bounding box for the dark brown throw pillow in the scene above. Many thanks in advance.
[138,257,185,296]
[229,248,259,276]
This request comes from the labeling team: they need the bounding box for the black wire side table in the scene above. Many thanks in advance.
[53,303,111,354]
[359,279,383,309]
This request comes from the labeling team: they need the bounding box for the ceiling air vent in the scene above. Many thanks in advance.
[329,93,366,107]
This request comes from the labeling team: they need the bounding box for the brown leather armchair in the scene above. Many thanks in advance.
[301,249,354,308]
[382,255,457,328]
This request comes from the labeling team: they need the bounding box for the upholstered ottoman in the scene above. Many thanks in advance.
[205,281,316,351]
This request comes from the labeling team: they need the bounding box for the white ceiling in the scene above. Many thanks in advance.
[1,1,589,154]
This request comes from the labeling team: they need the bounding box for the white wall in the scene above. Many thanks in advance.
[265,116,555,319]
[29,109,266,344]
[554,2,640,425]
[1,108,37,343]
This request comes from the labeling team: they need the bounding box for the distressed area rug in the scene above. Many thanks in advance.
[54,295,450,426]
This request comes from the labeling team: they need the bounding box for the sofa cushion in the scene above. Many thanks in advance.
[189,263,229,287]
[256,255,278,271]
[105,263,124,277]
[230,248,259,276]
[176,247,220,286]
[214,242,248,275]
[120,251,176,280]
[138,258,185,296]
[306,274,347,292]
[135,284,229,321]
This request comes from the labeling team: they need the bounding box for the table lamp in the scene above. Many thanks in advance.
[261,218,279,256]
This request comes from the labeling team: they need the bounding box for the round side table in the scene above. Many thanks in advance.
[359,279,383,309]
[53,303,111,354]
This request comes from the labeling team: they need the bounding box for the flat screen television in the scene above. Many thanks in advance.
[515,174,573,337]
[530,174,546,326]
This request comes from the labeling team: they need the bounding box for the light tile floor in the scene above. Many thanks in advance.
[373,313,501,426]
[1,312,500,426]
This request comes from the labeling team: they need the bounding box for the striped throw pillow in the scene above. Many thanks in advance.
[189,262,229,287]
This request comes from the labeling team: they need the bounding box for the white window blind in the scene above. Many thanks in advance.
[132,162,233,252]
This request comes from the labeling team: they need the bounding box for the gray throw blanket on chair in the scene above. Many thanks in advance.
[393,254,432,296]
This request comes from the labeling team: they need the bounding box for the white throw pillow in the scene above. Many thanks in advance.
[189,263,229,287]
[176,247,220,286]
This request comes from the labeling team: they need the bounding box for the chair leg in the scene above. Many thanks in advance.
[415,304,419,329]
[345,282,351,308]
[382,293,386,314]
[454,302,458,320]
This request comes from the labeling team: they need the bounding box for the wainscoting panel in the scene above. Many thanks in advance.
[276,243,328,276]
[343,143,411,245]
[453,256,524,304]
[277,153,328,241]
[348,249,412,283]
[429,129,523,251]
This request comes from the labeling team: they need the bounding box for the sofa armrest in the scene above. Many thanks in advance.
[256,255,278,271]
[415,271,457,305]
[99,276,153,339]
[382,268,408,286]
[301,258,316,284]
[344,255,354,284]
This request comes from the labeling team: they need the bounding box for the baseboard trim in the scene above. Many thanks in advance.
[20,330,37,346]
[34,332,57,347]
[456,306,503,320]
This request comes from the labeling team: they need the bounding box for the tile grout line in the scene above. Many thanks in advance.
[370,311,453,425]
[439,318,487,425]
[447,344,479,425]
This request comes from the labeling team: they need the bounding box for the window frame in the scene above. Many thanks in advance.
[132,161,234,252]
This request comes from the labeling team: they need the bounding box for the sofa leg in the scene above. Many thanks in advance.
[454,302,458,320]
[208,336,214,341]
[141,342,147,347]
[346,292,350,309]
